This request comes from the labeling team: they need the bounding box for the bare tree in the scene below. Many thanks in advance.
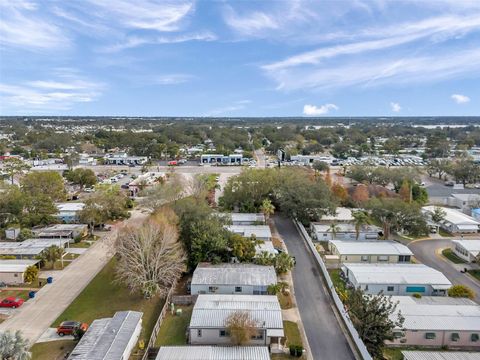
[141,173,185,211]
[115,220,186,298]
[225,310,259,345]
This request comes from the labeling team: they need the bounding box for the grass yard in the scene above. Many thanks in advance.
[442,248,467,264]
[468,269,480,282]
[328,269,347,293]
[155,305,193,346]
[439,228,453,237]
[383,348,403,360]
[283,320,302,347]
[69,241,91,248]
[0,289,30,301]
[30,340,77,360]
[53,257,165,343]
[278,292,294,309]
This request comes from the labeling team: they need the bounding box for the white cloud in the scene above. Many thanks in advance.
[0,1,69,50]
[303,103,338,116]
[0,72,104,111]
[154,74,194,85]
[390,102,401,112]
[451,93,470,104]
[223,6,279,36]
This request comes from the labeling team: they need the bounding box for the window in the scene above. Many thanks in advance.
[365,285,369,291]
[399,255,411,262]
[14,274,18,277]
[451,333,460,342]
[471,333,479,342]
[425,333,436,340]
[406,286,425,293]
[378,255,388,262]
[219,330,230,337]
[361,255,369,262]
[387,286,394,292]
[197,329,202,337]
[393,331,404,339]
[251,331,264,340]
[235,286,242,293]
[208,286,218,293]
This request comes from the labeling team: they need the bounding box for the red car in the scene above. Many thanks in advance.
[57,321,89,336]
[0,297,24,308]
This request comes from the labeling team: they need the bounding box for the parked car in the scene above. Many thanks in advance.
[84,187,94,193]
[0,297,24,308]
[445,181,455,186]
[56,321,89,337]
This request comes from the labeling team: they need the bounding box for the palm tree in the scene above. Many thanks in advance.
[328,223,341,240]
[38,245,65,269]
[0,330,31,360]
[260,198,275,222]
[352,211,369,240]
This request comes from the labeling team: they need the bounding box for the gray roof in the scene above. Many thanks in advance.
[390,296,480,331]
[218,213,265,223]
[402,352,480,360]
[68,311,142,360]
[0,239,70,256]
[313,223,381,233]
[452,239,480,256]
[190,295,283,335]
[343,263,452,287]
[330,240,412,256]
[0,259,39,273]
[155,346,270,360]
[226,225,272,239]
[192,263,276,287]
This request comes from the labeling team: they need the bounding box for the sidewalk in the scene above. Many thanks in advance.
[0,209,148,344]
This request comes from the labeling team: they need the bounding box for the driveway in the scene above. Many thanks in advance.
[408,239,480,303]
[0,209,148,344]
[274,216,355,360]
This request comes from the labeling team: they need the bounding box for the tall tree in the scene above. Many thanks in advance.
[65,168,97,189]
[0,330,31,360]
[346,289,404,359]
[259,198,275,222]
[351,185,369,204]
[431,207,446,223]
[328,223,340,240]
[352,211,369,240]
[21,171,65,201]
[2,158,30,185]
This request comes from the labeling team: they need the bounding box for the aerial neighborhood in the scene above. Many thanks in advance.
[0,117,480,360]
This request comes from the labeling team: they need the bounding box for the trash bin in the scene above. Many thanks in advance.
[29,291,36,299]
[47,277,53,284]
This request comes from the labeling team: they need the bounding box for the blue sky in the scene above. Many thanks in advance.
[0,0,479,117]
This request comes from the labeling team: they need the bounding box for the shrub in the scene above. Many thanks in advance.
[448,284,475,299]
[412,293,422,298]
[289,345,304,357]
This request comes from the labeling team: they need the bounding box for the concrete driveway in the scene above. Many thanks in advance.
[274,215,355,360]
[0,209,148,344]
[408,238,480,303]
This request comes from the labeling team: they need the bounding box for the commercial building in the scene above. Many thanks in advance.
[155,346,270,360]
[387,297,480,349]
[422,206,480,234]
[191,263,276,295]
[217,213,266,225]
[312,223,381,241]
[341,263,452,296]
[0,259,39,285]
[0,239,70,259]
[402,351,480,360]
[290,154,335,165]
[189,294,284,346]
[452,240,480,263]
[104,153,148,166]
[32,224,88,240]
[56,202,85,223]
[328,240,413,264]
[68,311,143,360]
[200,154,243,165]
[225,225,272,241]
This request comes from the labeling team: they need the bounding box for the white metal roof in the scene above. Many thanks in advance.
[319,207,357,222]
[190,295,283,334]
[192,263,276,287]
[0,259,39,273]
[155,346,270,360]
[34,224,88,232]
[313,223,381,233]
[68,311,142,360]
[452,239,480,256]
[218,213,265,223]
[343,263,451,286]
[423,206,480,226]
[0,239,70,255]
[255,241,276,255]
[56,202,85,212]
[390,296,480,331]
[330,240,413,256]
[226,225,272,239]
[450,193,480,202]
[402,351,480,360]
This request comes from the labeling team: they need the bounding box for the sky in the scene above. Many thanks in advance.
[0,0,479,117]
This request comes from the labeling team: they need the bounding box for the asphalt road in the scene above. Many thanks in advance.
[408,239,480,303]
[274,215,355,360]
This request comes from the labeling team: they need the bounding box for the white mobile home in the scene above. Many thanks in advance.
[447,193,480,214]
[318,207,358,223]
[328,240,413,264]
[191,263,276,295]
[68,311,143,360]
[452,240,480,263]
[156,346,271,360]
[0,239,70,259]
[226,225,272,241]
[189,294,284,346]
[33,224,88,240]
[422,206,480,234]
[342,263,451,296]
[218,213,265,225]
[387,297,480,349]
[56,202,85,223]
[312,223,381,241]
[402,351,480,360]
[0,260,39,285]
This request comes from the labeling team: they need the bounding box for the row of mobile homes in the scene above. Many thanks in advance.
[341,263,452,296]
[156,346,270,360]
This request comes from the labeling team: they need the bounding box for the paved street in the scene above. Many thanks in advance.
[274,215,355,360]
[0,210,148,344]
[408,238,480,303]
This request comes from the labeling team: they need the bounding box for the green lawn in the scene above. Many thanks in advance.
[69,241,91,248]
[30,340,76,360]
[383,348,403,360]
[442,248,467,264]
[0,289,30,301]
[468,269,480,281]
[283,320,302,347]
[155,305,192,346]
[439,228,453,237]
[328,269,347,293]
[53,257,165,343]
